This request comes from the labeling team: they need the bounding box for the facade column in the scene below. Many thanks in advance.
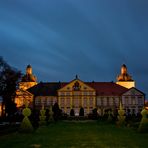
[64,97,67,113]
[87,97,89,114]
[93,97,96,108]
[70,96,73,109]
[82,96,84,107]
[58,97,61,108]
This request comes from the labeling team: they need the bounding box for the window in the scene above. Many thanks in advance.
[73,98,79,107]
[125,97,128,105]
[97,97,101,106]
[83,92,87,96]
[35,98,41,105]
[109,98,113,106]
[89,98,93,107]
[53,97,57,104]
[61,98,65,107]
[61,92,65,96]
[107,97,109,106]
[73,92,79,96]
[66,98,70,107]
[47,98,53,105]
[131,97,136,105]
[138,96,143,105]
[89,92,93,96]
[103,98,107,106]
[101,97,103,106]
[66,92,70,96]
[83,98,87,107]
[41,98,46,105]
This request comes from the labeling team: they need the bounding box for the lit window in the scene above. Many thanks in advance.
[74,92,79,96]
[138,96,143,105]
[125,97,128,105]
[131,97,136,105]
[66,92,70,96]
[35,98,41,105]
[83,98,87,107]
[83,92,87,95]
[61,98,65,107]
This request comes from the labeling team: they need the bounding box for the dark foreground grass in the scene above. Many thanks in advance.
[0,121,148,148]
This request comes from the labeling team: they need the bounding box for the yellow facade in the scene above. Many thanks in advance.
[15,89,33,108]
[58,79,96,115]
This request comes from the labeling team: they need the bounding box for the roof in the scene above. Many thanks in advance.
[27,82,62,96]
[27,81,128,97]
[86,82,128,96]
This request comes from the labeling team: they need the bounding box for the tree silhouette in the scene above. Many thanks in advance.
[0,56,21,118]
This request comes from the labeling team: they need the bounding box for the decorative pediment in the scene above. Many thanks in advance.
[122,87,145,96]
[58,79,95,92]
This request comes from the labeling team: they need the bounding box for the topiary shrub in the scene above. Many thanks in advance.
[107,110,113,123]
[48,106,54,123]
[70,109,75,116]
[39,106,46,126]
[79,107,84,116]
[138,108,148,133]
[20,103,33,133]
[116,102,126,127]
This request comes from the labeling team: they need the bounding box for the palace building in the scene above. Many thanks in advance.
[14,64,145,116]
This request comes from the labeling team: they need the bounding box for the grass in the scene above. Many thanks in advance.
[0,121,148,148]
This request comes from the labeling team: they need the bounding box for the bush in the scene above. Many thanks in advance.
[39,108,46,126]
[70,109,75,116]
[138,108,148,133]
[20,107,33,133]
[116,102,125,127]
[48,106,54,123]
[79,107,84,116]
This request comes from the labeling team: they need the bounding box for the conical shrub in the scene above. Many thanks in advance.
[20,102,33,132]
[138,108,148,133]
[117,102,126,127]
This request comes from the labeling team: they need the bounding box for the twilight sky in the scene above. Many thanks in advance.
[0,0,148,97]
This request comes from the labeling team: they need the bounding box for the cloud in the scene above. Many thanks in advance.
[0,0,148,97]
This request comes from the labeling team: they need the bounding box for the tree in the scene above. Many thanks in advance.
[0,57,21,118]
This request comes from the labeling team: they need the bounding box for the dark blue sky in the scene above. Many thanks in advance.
[0,0,148,97]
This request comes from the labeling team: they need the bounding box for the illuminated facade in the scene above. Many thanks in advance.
[14,64,145,116]
[15,65,36,108]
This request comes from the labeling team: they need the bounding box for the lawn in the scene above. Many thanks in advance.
[0,121,148,148]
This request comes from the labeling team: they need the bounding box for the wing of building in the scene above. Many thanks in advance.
[14,64,145,116]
